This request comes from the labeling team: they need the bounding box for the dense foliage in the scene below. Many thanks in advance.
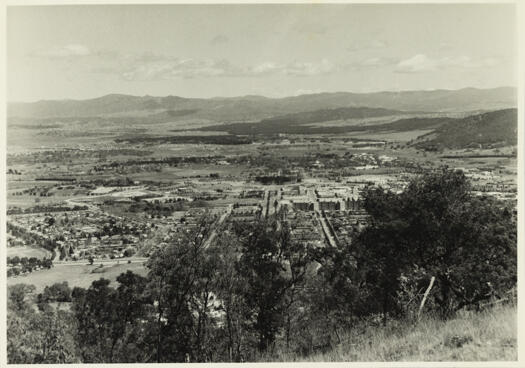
[7,256,53,277]
[6,168,516,363]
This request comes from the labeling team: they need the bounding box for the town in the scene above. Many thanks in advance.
[6,130,517,280]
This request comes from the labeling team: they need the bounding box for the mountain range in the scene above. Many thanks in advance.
[8,87,516,121]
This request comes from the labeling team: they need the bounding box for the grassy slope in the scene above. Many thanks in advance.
[274,305,517,362]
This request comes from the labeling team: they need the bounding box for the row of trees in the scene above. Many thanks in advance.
[7,168,517,363]
[7,256,53,277]
[7,221,59,253]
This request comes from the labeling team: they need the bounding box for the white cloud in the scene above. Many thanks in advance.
[293,88,324,96]
[355,57,394,67]
[120,57,241,80]
[396,54,437,73]
[250,59,336,76]
[251,62,283,75]
[396,54,499,73]
[98,53,340,80]
[31,44,91,58]
[285,59,336,76]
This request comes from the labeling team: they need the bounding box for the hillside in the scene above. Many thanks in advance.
[271,305,516,362]
[414,108,517,150]
[8,87,516,120]
[197,110,453,135]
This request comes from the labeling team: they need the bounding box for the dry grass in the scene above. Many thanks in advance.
[7,261,148,293]
[274,304,517,362]
[7,245,52,259]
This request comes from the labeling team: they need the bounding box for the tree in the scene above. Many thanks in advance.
[352,167,517,318]
[41,281,72,303]
[69,273,151,363]
[279,225,312,350]
[7,284,79,364]
[145,215,217,362]
[123,247,135,257]
[8,283,36,312]
[234,217,297,353]
[42,258,53,269]
[112,271,152,362]
[45,216,56,227]
[213,232,253,362]
[71,279,121,362]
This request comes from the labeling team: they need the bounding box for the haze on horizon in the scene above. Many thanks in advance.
[7,4,517,103]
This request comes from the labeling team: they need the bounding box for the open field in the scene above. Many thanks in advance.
[7,260,148,293]
[271,304,517,362]
[7,246,52,259]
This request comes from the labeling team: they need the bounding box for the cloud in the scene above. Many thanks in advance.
[250,62,282,75]
[396,54,436,73]
[285,59,336,76]
[395,54,499,73]
[91,52,341,80]
[210,34,229,45]
[250,59,336,76]
[352,56,395,68]
[30,44,91,58]
[120,57,242,80]
[293,88,324,96]
[347,39,388,52]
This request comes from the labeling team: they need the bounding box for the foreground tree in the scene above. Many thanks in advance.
[7,284,79,364]
[351,167,516,318]
[209,232,253,362]
[234,216,311,353]
[146,215,219,362]
[71,273,150,363]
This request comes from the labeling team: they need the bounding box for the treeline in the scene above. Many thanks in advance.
[7,205,88,215]
[7,222,59,254]
[7,148,153,165]
[92,155,227,172]
[115,135,253,145]
[35,177,77,182]
[7,256,53,277]
[7,168,516,363]
[255,175,300,185]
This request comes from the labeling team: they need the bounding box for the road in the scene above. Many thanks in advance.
[317,210,338,247]
[204,205,233,249]
[306,187,337,247]
[53,257,149,266]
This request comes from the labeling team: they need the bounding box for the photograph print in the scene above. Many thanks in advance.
[3,2,521,365]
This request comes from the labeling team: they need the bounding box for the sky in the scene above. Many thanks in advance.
[6,4,518,102]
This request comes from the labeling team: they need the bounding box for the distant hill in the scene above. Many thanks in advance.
[197,108,454,135]
[414,108,517,150]
[8,87,516,120]
[195,106,404,135]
